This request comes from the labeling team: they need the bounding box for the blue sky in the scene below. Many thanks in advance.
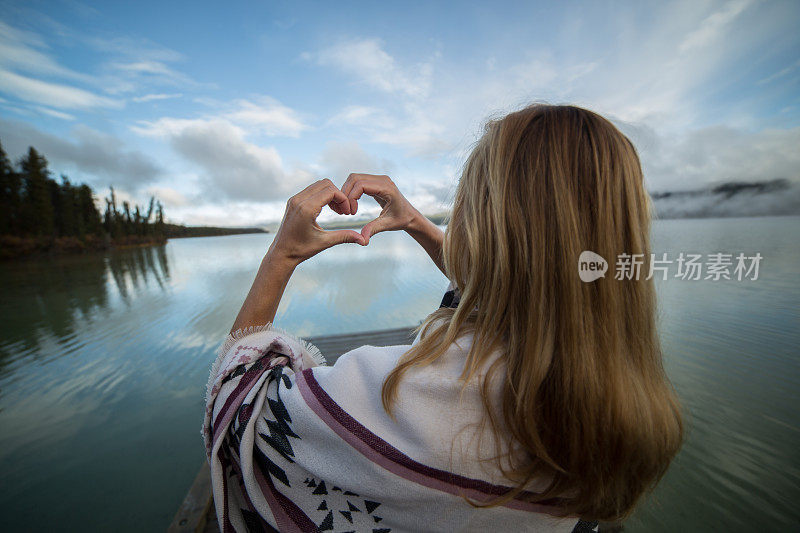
[0,0,798,226]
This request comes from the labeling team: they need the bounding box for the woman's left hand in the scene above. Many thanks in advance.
[267,179,366,267]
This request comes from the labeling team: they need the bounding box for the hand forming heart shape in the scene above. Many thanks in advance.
[267,174,423,267]
[339,173,419,245]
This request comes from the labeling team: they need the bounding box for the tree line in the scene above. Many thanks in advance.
[0,140,165,242]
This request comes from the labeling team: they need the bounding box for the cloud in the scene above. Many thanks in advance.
[164,200,287,227]
[327,102,451,158]
[651,179,800,218]
[225,97,308,137]
[305,38,434,98]
[106,59,197,91]
[0,18,197,112]
[33,106,75,120]
[134,116,309,201]
[405,180,455,215]
[758,59,800,86]
[131,96,312,200]
[144,186,189,207]
[678,0,753,54]
[0,20,121,110]
[641,125,800,191]
[0,119,162,187]
[0,67,120,109]
[317,0,797,176]
[327,105,388,125]
[0,20,90,82]
[319,141,394,181]
[132,93,183,103]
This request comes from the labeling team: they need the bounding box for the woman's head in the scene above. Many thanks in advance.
[383,104,682,521]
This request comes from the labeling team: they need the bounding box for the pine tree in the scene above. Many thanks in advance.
[78,184,101,235]
[122,200,132,236]
[155,201,164,236]
[0,140,21,234]
[56,175,79,237]
[19,147,54,236]
[145,197,155,236]
[1,139,168,246]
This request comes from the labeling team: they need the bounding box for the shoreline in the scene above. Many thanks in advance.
[0,228,267,261]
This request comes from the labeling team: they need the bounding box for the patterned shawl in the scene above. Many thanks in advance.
[203,288,596,532]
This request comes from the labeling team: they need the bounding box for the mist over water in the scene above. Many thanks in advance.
[0,217,797,531]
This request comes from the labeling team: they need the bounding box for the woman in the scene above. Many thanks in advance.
[203,104,683,532]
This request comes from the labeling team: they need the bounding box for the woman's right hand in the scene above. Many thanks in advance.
[340,173,422,244]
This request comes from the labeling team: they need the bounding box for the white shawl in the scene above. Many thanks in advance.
[203,323,585,532]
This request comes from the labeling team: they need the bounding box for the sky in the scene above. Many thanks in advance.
[0,0,798,226]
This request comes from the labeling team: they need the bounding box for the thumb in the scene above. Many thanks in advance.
[361,217,390,244]
[325,229,366,247]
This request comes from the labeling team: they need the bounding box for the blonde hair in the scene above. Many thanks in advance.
[382,104,683,521]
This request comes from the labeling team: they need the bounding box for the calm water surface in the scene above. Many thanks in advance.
[0,217,798,531]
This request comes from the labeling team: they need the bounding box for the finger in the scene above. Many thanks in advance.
[341,173,362,215]
[305,179,349,215]
[306,184,351,217]
[360,216,392,244]
[291,179,332,211]
[321,178,351,215]
[342,173,377,197]
[306,178,350,215]
[349,180,390,210]
[327,192,350,215]
[324,229,366,247]
[343,174,386,215]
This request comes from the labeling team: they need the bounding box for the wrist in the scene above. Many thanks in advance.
[405,208,429,236]
[263,246,301,272]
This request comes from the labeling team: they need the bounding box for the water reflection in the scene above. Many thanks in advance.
[0,231,449,531]
[0,245,170,383]
[108,244,170,300]
[0,220,797,531]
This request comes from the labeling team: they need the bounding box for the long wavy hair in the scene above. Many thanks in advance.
[381,104,683,521]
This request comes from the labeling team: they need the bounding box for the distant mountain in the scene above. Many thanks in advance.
[650,179,800,219]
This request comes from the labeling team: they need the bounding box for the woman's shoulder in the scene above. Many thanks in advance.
[303,332,509,478]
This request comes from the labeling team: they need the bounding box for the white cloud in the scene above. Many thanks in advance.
[0,18,198,113]
[144,186,189,207]
[327,101,451,158]
[131,95,312,200]
[133,116,309,201]
[758,59,800,86]
[319,141,394,181]
[0,20,90,82]
[106,59,196,90]
[0,118,162,187]
[678,0,753,54]
[33,106,75,120]
[327,105,386,125]
[132,93,183,103]
[642,125,800,191]
[0,67,120,109]
[135,97,309,137]
[113,60,176,75]
[318,0,796,182]
[225,97,308,137]
[306,38,434,98]
[165,200,286,227]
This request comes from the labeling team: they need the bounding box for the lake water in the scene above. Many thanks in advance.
[0,217,798,531]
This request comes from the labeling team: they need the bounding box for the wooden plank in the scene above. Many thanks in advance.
[167,461,213,533]
[307,326,417,364]
[171,326,417,532]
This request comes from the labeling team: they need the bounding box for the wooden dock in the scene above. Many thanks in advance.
[167,326,416,533]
